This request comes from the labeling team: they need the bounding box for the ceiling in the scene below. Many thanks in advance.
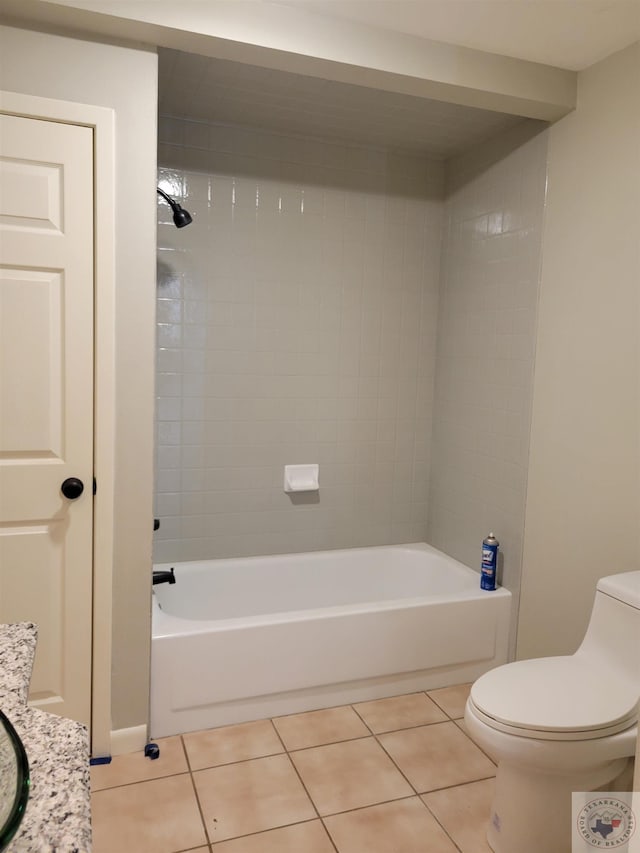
[158,49,526,158]
[270,0,640,71]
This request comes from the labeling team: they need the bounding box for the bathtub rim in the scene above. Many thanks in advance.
[151,541,511,637]
[153,586,511,637]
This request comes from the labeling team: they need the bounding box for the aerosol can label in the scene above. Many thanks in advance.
[480,533,499,591]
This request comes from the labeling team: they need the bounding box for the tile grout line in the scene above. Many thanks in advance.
[372,715,495,798]
[349,702,376,736]
[419,797,465,853]
[423,773,497,795]
[180,733,214,850]
[355,695,495,852]
[355,693,464,799]
[359,700,467,853]
[90,769,192,793]
[182,747,286,772]
[269,718,341,853]
[371,726,422,796]
[195,817,333,848]
[318,813,343,850]
[348,698,451,737]
[313,792,432,820]
[271,689,436,727]
[414,744,492,853]
[240,715,340,853]
[453,717,498,771]
[422,702,468,853]
[452,718,499,766]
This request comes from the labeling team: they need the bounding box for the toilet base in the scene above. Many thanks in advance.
[599,757,635,793]
[485,758,629,853]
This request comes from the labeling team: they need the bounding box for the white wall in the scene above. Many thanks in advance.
[428,121,548,652]
[155,117,444,560]
[0,25,158,732]
[518,43,640,660]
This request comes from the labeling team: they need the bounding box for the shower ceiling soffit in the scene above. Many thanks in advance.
[2,0,575,131]
[158,49,529,158]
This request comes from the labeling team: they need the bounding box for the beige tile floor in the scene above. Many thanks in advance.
[91,683,496,853]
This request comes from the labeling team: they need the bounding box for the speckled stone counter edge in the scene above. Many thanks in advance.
[0,624,37,711]
[0,623,91,853]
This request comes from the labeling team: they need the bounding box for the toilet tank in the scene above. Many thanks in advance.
[577,571,640,684]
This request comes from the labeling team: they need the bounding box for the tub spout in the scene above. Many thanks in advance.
[153,568,176,585]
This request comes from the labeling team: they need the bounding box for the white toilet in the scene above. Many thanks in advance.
[465,570,639,853]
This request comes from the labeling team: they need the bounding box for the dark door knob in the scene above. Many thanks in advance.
[61,477,84,500]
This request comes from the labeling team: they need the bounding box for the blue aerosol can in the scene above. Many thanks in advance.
[480,532,499,590]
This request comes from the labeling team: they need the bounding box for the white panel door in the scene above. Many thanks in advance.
[0,114,94,727]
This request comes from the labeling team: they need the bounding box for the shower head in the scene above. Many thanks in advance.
[157,187,193,228]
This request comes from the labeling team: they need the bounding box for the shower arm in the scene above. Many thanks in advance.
[157,186,177,210]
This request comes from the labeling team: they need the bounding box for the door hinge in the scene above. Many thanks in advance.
[93,477,97,496]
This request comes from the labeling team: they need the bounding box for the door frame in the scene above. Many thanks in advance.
[0,89,116,756]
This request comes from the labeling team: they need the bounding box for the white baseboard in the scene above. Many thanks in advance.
[110,724,148,756]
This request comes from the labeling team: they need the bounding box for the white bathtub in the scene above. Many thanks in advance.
[150,542,511,737]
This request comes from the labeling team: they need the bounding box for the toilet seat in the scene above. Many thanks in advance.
[470,656,638,741]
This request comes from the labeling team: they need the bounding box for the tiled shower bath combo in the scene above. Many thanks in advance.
[154,116,547,618]
[141,103,548,851]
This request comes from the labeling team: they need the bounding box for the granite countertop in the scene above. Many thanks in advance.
[0,623,91,852]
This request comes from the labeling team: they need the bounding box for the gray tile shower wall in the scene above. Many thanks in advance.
[427,120,548,648]
[155,118,445,561]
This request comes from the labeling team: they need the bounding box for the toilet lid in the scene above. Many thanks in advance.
[471,657,638,737]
